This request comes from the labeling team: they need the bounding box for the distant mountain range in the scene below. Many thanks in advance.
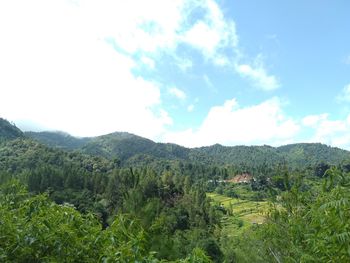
[1,118,350,169]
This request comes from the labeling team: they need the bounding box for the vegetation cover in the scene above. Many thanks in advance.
[1,118,350,262]
[26,128,350,170]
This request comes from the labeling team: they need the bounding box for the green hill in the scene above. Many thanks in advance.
[2,120,350,262]
[191,143,350,169]
[81,132,190,162]
[25,129,350,170]
[25,131,91,151]
[0,118,23,142]
[25,130,190,163]
[0,137,114,176]
[277,143,350,167]
[191,144,284,167]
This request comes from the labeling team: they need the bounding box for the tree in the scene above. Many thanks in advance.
[257,166,350,262]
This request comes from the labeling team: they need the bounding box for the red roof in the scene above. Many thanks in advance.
[226,173,252,183]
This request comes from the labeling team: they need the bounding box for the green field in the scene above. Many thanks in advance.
[207,192,268,235]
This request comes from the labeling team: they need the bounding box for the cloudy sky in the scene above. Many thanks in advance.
[1,0,350,148]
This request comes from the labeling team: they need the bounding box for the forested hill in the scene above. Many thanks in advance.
[80,132,190,161]
[25,129,350,169]
[277,143,350,167]
[0,118,23,142]
[192,144,283,167]
[2,119,350,261]
[193,143,350,168]
[25,131,91,150]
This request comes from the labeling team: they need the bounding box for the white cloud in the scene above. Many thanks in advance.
[168,87,187,100]
[164,97,299,147]
[235,63,280,91]
[187,104,195,112]
[180,0,238,63]
[0,0,280,142]
[164,101,350,150]
[77,0,237,65]
[336,84,350,102]
[303,113,350,149]
[302,114,328,127]
[183,22,222,56]
[0,0,172,138]
[0,0,240,138]
[79,0,184,54]
[140,56,155,69]
[176,57,193,72]
[213,56,230,66]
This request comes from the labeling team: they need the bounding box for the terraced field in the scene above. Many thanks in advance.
[207,192,268,235]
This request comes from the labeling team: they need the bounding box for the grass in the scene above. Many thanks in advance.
[207,192,268,236]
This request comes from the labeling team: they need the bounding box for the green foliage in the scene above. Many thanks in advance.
[101,215,157,262]
[278,143,350,168]
[192,144,283,169]
[0,181,213,262]
[25,131,91,151]
[0,180,102,262]
[314,161,330,177]
[0,138,114,175]
[179,248,212,263]
[3,121,350,262]
[256,167,350,262]
[80,132,190,163]
[0,118,23,143]
[26,129,350,171]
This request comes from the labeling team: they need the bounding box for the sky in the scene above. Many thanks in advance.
[1,0,350,148]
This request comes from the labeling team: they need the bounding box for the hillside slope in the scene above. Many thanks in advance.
[277,143,350,167]
[25,131,91,151]
[0,118,23,142]
[24,129,350,169]
[81,132,190,162]
[191,144,284,167]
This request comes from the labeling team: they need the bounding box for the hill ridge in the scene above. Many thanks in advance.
[0,118,24,142]
[24,129,350,169]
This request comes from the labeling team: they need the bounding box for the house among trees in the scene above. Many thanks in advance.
[226,173,252,184]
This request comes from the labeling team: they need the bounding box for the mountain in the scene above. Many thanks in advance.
[0,137,113,175]
[0,118,23,142]
[277,143,350,167]
[81,132,190,162]
[24,130,190,164]
[24,129,350,169]
[25,131,91,151]
[191,144,284,167]
[191,143,350,169]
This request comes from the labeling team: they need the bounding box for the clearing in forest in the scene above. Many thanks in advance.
[207,192,268,235]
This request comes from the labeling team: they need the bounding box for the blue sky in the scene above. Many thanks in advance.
[0,0,349,148]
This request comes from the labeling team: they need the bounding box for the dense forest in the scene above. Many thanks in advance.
[26,129,350,170]
[1,118,350,262]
